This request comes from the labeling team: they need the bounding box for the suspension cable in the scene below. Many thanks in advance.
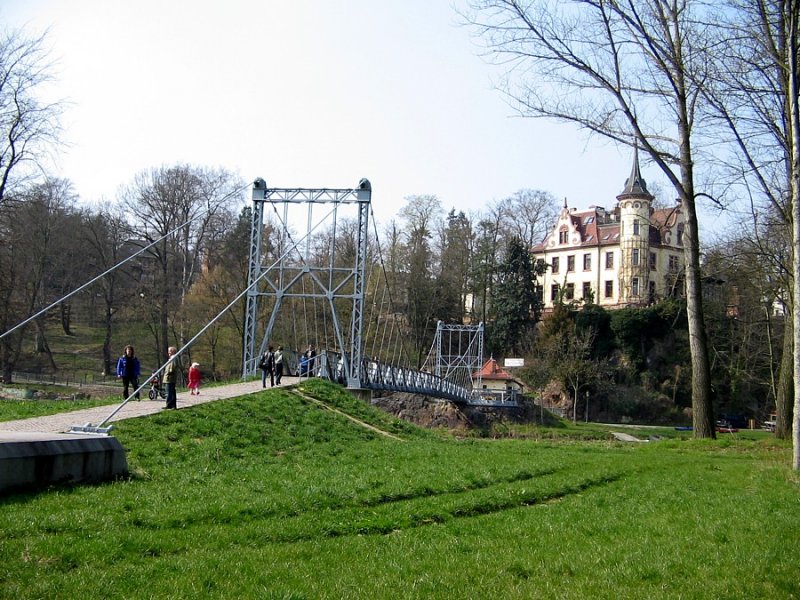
[94,201,337,427]
[0,181,250,341]
[368,204,415,368]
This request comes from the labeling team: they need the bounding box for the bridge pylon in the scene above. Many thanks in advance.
[242,178,371,389]
[425,320,485,392]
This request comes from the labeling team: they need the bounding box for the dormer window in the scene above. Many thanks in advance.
[559,228,568,244]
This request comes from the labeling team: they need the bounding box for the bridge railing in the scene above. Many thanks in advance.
[309,350,472,403]
[294,349,518,407]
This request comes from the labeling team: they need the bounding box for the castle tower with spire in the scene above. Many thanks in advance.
[531,149,685,310]
[617,147,654,304]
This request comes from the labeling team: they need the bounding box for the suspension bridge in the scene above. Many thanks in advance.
[0,175,522,492]
[241,177,519,408]
[0,175,523,428]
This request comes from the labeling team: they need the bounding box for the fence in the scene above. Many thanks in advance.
[2,371,120,389]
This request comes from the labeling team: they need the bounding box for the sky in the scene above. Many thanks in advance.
[3,0,644,228]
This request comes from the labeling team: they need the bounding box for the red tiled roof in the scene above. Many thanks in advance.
[532,207,621,252]
[474,358,515,380]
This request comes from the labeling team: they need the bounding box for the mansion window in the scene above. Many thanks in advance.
[551,284,560,302]
[565,282,575,300]
[668,255,679,272]
[552,256,560,273]
[632,248,640,266]
[649,252,657,270]
[632,277,640,297]
[649,280,656,303]
[605,251,614,269]
[559,229,568,244]
[604,280,613,298]
[583,282,592,299]
[583,253,591,271]
[677,228,684,245]
[633,219,640,236]
[567,255,575,272]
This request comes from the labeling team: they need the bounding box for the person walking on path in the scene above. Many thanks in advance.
[274,346,284,385]
[259,346,275,388]
[163,346,178,409]
[116,345,141,400]
[188,362,202,395]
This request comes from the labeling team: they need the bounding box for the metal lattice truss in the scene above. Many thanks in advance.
[422,321,485,392]
[242,178,371,388]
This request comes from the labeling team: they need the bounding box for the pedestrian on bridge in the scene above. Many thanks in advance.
[302,344,316,376]
[275,346,284,385]
[259,346,275,388]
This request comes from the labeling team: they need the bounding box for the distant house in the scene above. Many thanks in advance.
[531,149,686,310]
[474,358,524,395]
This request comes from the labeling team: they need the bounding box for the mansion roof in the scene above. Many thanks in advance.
[532,204,682,252]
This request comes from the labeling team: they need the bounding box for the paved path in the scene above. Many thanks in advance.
[0,377,301,437]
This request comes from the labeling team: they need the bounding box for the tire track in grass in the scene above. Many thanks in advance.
[252,470,627,543]
[126,466,564,532]
[138,469,627,546]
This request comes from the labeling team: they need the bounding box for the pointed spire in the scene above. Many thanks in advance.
[620,146,650,196]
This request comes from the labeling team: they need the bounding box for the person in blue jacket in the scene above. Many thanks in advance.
[116,345,141,400]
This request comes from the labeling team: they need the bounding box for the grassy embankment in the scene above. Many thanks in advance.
[0,378,797,599]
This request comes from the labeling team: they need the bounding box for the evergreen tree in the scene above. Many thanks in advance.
[489,236,542,356]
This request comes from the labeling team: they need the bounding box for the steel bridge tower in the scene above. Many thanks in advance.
[242,178,371,389]
[428,320,485,391]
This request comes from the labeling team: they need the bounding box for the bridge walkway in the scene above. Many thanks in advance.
[0,377,301,436]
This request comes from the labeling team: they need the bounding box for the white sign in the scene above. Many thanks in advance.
[504,358,524,368]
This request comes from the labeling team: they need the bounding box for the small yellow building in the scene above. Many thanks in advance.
[474,358,524,394]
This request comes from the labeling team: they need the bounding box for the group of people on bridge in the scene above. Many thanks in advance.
[259,344,316,388]
[115,342,318,406]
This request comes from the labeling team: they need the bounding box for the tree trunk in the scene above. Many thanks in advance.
[776,314,793,439]
[677,139,715,438]
[34,318,57,370]
[789,3,800,470]
[60,303,72,336]
[102,302,113,376]
[683,204,715,438]
[160,239,170,361]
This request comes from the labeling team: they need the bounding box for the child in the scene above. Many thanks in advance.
[188,362,202,395]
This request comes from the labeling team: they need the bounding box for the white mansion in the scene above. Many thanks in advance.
[532,151,686,310]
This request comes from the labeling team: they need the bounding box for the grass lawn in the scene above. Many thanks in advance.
[0,384,120,422]
[0,379,797,599]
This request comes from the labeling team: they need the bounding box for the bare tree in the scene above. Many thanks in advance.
[701,1,800,465]
[787,4,800,470]
[82,204,138,375]
[399,195,444,365]
[121,165,243,361]
[498,189,559,249]
[0,28,62,205]
[465,0,717,437]
[0,179,76,380]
